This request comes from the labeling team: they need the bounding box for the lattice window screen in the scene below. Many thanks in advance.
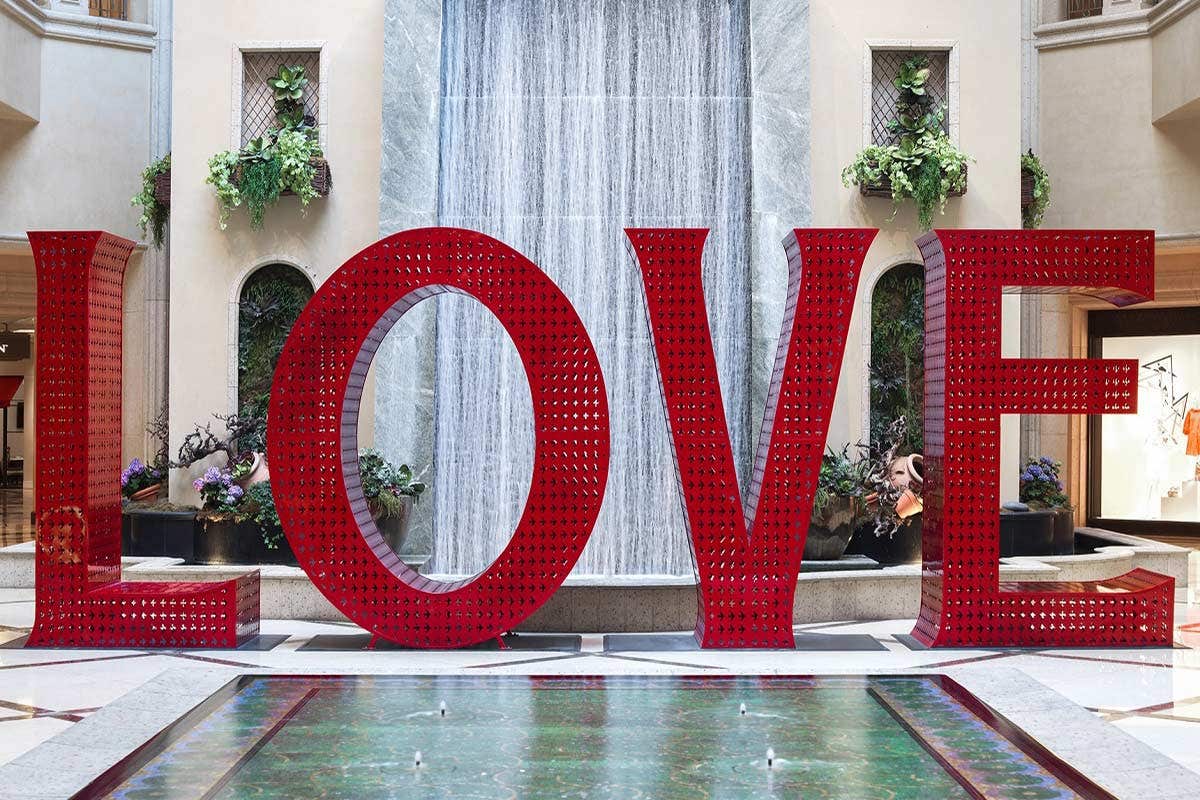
[871,50,950,146]
[241,51,321,146]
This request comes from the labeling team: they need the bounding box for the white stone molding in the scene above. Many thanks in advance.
[863,39,960,148]
[1035,0,1200,49]
[1,0,156,51]
[231,40,330,151]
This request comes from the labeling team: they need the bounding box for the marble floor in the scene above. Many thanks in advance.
[0,489,33,548]
[0,586,1197,798]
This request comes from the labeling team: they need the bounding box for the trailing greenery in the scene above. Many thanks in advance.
[842,55,970,229]
[358,448,426,520]
[131,153,171,248]
[1021,150,1051,229]
[1019,456,1070,509]
[205,63,323,230]
[238,480,285,549]
[206,150,242,230]
[237,264,314,450]
[869,264,924,455]
[239,150,283,229]
[276,128,319,203]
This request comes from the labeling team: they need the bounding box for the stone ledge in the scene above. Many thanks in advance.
[0,527,1185,631]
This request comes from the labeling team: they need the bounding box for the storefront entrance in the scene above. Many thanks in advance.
[1088,306,1200,538]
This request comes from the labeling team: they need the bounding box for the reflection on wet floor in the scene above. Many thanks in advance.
[0,489,34,547]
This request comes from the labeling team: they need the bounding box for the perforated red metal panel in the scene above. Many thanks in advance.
[26,231,259,649]
[268,227,610,649]
[627,228,876,648]
[913,229,1173,647]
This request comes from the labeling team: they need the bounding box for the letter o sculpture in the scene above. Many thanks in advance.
[269,228,610,648]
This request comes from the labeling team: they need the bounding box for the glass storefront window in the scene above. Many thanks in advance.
[1090,308,1200,533]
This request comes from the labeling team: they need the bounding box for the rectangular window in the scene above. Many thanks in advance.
[870,49,951,146]
[1066,0,1104,21]
[1088,307,1200,536]
[240,51,322,147]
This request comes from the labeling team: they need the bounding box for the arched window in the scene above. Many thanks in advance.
[237,264,314,448]
[869,263,924,455]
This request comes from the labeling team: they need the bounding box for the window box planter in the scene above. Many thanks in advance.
[1020,164,1036,215]
[860,164,968,199]
[288,156,331,197]
[234,157,332,198]
[153,168,171,210]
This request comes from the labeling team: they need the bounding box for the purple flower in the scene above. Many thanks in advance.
[193,478,204,491]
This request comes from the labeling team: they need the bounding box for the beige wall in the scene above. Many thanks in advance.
[0,13,40,122]
[810,0,1023,498]
[0,36,150,238]
[168,0,384,500]
[1039,24,1200,233]
[1152,5,1200,122]
[0,8,160,484]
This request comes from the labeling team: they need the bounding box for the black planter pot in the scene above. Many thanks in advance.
[805,497,858,561]
[1050,508,1075,555]
[122,509,198,560]
[193,517,298,565]
[999,510,1055,557]
[846,515,923,565]
[193,517,256,564]
[248,531,298,565]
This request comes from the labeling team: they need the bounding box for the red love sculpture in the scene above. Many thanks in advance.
[627,228,877,647]
[268,227,610,649]
[27,231,259,648]
[913,229,1173,647]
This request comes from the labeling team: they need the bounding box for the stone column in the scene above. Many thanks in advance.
[748,0,813,439]
[142,0,171,462]
[373,0,443,561]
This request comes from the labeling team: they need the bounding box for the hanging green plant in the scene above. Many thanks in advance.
[842,55,971,230]
[205,63,329,230]
[1021,150,1051,229]
[131,153,171,248]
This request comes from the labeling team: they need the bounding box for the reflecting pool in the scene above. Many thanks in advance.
[80,675,1111,799]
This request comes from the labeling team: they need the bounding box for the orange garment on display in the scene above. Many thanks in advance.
[1185,408,1200,456]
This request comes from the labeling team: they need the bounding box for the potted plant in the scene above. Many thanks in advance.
[357,448,426,555]
[237,479,296,565]
[847,417,924,565]
[1018,456,1073,555]
[192,465,252,564]
[1021,150,1051,229]
[131,153,171,248]
[842,55,970,229]
[808,446,871,561]
[206,64,330,230]
[121,457,164,503]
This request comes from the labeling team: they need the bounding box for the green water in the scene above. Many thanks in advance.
[94,676,1092,800]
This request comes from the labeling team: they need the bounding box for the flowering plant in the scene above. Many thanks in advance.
[1019,456,1070,509]
[120,457,162,500]
[193,466,244,514]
